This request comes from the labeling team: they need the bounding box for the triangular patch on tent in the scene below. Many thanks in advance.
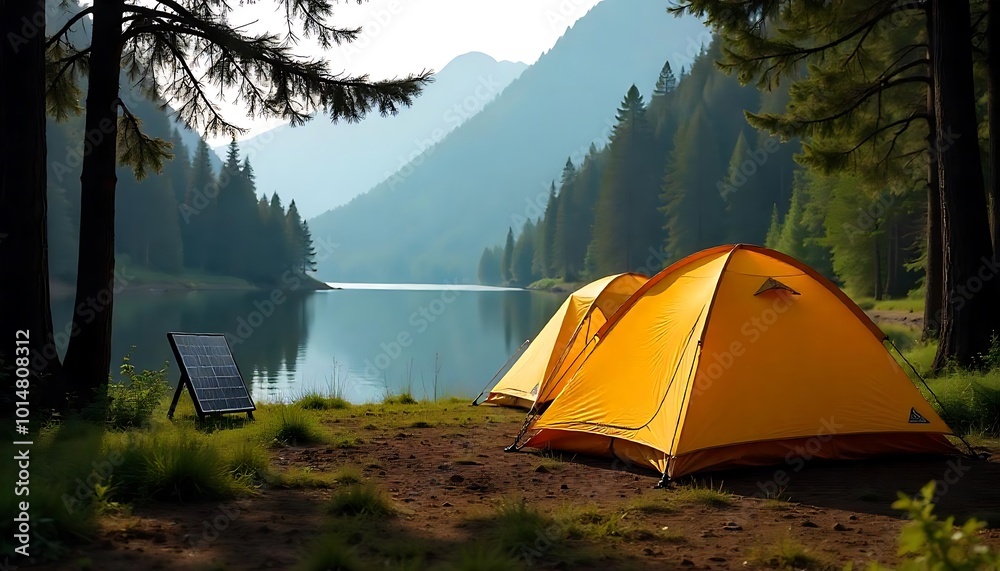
[754,277,801,296]
[909,407,930,424]
[529,383,539,397]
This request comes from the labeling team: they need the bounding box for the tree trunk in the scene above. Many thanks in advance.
[0,0,66,413]
[989,0,1000,251]
[930,0,998,371]
[924,40,943,341]
[63,0,124,405]
[924,172,943,339]
[873,232,883,301]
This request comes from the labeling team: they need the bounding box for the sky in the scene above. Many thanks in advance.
[203,0,605,145]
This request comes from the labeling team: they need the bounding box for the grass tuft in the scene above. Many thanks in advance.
[485,498,552,549]
[296,393,351,411]
[260,405,325,446]
[750,538,831,570]
[327,483,395,517]
[447,544,523,571]
[110,430,240,502]
[296,537,363,571]
[673,480,734,508]
[383,392,419,405]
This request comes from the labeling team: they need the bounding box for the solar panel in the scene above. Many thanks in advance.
[166,333,256,419]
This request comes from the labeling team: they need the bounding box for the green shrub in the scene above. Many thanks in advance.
[104,353,170,429]
[863,481,999,571]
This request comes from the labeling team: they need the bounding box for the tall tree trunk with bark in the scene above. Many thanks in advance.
[0,0,66,413]
[989,0,1000,252]
[930,0,999,371]
[63,0,124,405]
[924,38,943,341]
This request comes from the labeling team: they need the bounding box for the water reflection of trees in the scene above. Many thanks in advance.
[59,290,314,393]
[492,291,565,354]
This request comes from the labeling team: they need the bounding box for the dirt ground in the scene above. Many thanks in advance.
[867,310,923,328]
[30,405,1000,571]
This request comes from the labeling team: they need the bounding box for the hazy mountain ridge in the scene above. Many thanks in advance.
[224,52,528,217]
[309,0,709,282]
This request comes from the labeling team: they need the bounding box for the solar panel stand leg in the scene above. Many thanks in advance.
[246,411,255,421]
[167,376,187,420]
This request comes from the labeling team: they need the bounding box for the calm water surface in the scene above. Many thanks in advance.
[52,283,568,403]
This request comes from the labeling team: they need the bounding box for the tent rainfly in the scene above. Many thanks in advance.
[510,244,958,481]
[480,273,647,408]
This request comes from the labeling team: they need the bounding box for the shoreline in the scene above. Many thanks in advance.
[50,274,335,297]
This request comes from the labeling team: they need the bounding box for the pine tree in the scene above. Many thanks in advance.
[552,158,577,279]
[284,200,313,274]
[537,182,559,277]
[660,105,726,261]
[500,227,515,284]
[650,60,678,136]
[764,205,782,250]
[590,85,662,274]
[166,129,192,206]
[300,220,318,273]
[477,247,501,285]
[183,139,217,270]
[721,130,774,244]
[512,220,538,285]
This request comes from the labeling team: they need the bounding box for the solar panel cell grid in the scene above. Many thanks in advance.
[168,333,255,415]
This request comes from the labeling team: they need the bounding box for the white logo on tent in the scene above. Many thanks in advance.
[908,407,930,424]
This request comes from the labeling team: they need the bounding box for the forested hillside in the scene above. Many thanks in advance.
[480,40,800,286]
[308,0,708,282]
[483,30,937,303]
[47,107,317,287]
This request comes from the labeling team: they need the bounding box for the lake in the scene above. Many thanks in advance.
[51,283,568,404]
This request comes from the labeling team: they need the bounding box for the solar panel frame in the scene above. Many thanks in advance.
[167,332,256,418]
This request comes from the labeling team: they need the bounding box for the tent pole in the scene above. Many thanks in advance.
[471,339,530,405]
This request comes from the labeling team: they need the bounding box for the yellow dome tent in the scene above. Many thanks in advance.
[479,273,647,408]
[512,245,957,480]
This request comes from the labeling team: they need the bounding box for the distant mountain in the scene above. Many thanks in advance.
[224,52,527,217]
[308,0,708,283]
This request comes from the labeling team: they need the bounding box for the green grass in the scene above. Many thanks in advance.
[295,392,351,410]
[258,404,326,446]
[327,482,395,517]
[107,429,244,502]
[673,480,735,508]
[479,498,552,551]
[853,296,924,313]
[295,537,363,571]
[623,494,676,515]
[750,538,831,570]
[446,545,523,571]
[383,392,419,405]
[922,372,1000,436]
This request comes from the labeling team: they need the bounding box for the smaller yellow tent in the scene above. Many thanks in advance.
[514,245,958,479]
[481,273,647,408]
